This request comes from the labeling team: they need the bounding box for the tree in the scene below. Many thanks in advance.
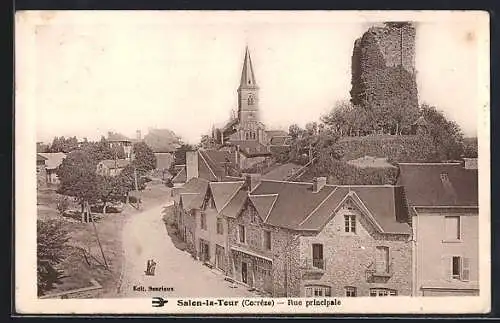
[56,150,100,222]
[131,142,157,173]
[173,143,195,166]
[49,136,79,153]
[199,134,217,150]
[95,175,128,214]
[421,104,465,161]
[37,219,69,296]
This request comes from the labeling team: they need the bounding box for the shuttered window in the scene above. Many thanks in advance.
[443,256,471,281]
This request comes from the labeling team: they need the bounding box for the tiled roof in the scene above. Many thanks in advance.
[172,167,187,183]
[396,163,478,207]
[250,180,411,234]
[107,132,131,142]
[221,190,248,218]
[37,154,48,161]
[251,180,336,230]
[198,150,238,181]
[209,181,245,212]
[38,152,66,169]
[99,159,130,169]
[178,177,209,210]
[249,194,278,221]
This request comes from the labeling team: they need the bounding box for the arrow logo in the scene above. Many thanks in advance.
[152,297,168,307]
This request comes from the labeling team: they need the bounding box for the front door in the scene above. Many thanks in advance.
[241,262,248,284]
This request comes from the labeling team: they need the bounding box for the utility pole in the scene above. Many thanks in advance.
[132,150,141,210]
[89,203,109,270]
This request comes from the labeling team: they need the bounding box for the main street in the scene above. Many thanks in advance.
[118,199,255,298]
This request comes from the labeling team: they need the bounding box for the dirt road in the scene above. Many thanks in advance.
[118,201,254,298]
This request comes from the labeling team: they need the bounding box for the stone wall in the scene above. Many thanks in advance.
[297,205,412,297]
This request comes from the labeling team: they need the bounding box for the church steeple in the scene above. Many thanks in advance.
[239,46,258,90]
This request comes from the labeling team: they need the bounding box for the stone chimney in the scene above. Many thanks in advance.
[186,150,199,181]
[463,158,478,170]
[136,130,142,141]
[312,177,327,193]
[245,173,262,192]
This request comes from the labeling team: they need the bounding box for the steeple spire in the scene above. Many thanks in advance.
[239,46,258,90]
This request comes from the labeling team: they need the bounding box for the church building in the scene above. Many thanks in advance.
[213,47,290,161]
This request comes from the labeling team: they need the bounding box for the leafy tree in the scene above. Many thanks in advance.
[199,134,217,150]
[49,136,79,153]
[95,175,129,214]
[421,104,465,161]
[56,150,100,222]
[131,142,157,173]
[37,142,50,153]
[37,219,69,296]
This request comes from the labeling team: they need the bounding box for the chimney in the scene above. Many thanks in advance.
[463,158,478,170]
[136,130,142,141]
[186,150,199,181]
[312,177,327,193]
[245,173,262,192]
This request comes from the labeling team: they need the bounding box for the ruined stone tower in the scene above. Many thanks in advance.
[350,22,419,133]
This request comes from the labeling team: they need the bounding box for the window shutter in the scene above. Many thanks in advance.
[441,256,452,281]
[305,287,312,297]
[461,257,470,281]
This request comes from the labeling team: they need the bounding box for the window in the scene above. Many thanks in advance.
[248,95,254,105]
[238,225,246,243]
[440,172,449,182]
[305,285,331,297]
[312,243,324,269]
[344,214,356,233]
[370,288,397,297]
[200,212,207,230]
[263,231,272,250]
[375,246,390,273]
[345,286,357,297]
[451,256,470,281]
[216,218,223,235]
[445,216,461,241]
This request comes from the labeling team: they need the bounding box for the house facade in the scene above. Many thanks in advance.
[397,162,479,296]
[96,159,130,177]
[37,152,66,185]
[224,178,413,297]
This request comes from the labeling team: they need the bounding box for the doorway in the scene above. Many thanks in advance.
[242,262,248,284]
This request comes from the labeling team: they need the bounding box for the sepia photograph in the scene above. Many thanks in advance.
[15,10,490,314]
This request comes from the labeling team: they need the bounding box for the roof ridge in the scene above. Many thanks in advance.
[298,186,339,227]
[264,195,278,223]
[219,183,246,213]
[198,150,218,180]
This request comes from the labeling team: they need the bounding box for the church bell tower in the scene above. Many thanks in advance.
[237,47,262,142]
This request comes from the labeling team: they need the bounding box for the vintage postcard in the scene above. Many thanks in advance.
[15,10,490,315]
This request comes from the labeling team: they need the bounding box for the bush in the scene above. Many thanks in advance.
[56,196,70,216]
[37,220,70,296]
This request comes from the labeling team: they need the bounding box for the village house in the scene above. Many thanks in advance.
[225,178,413,297]
[107,132,133,160]
[397,161,479,296]
[96,159,130,177]
[37,152,66,185]
[172,150,242,187]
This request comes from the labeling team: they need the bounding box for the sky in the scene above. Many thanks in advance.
[19,11,488,145]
